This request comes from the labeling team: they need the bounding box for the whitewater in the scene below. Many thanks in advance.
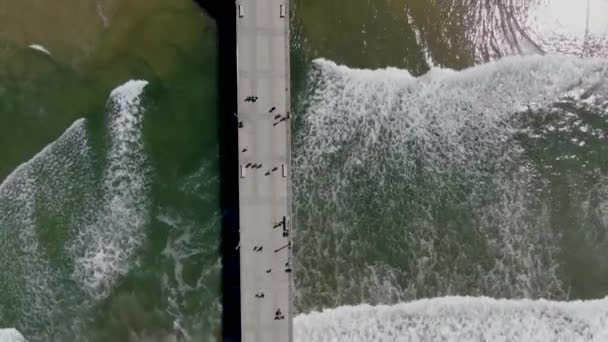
[0,80,150,339]
[294,296,608,342]
[292,54,608,341]
[0,329,26,342]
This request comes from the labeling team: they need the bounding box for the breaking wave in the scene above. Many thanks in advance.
[69,80,151,300]
[157,160,223,340]
[0,328,27,342]
[0,80,151,339]
[294,297,608,342]
[293,54,608,310]
[0,118,92,337]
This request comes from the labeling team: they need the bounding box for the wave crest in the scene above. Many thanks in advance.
[294,297,608,342]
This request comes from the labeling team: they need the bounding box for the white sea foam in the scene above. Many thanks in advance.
[302,55,608,167]
[28,44,51,56]
[71,80,150,299]
[0,118,92,337]
[294,54,608,308]
[95,0,110,28]
[0,79,152,336]
[431,0,608,62]
[294,297,608,342]
[0,328,27,342]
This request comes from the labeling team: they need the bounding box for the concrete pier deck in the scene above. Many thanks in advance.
[236,1,293,341]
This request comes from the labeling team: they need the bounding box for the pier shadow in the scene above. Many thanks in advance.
[194,1,240,341]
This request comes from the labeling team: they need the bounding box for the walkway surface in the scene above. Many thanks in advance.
[236,0,293,341]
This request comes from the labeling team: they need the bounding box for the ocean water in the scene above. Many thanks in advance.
[292,52,608,313]
[0,0,222,341]
[294,296,608,342]
[0,78,221,341]
[0,329,26,342]
[291,1,608,341]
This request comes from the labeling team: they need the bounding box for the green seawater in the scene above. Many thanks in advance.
[0,0,221,340]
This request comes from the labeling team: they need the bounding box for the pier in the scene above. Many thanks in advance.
[236,0,293,341]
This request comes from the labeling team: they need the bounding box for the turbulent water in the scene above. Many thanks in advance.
[292,54,608,339]
[289,1,608,340]
[3,1,608,341]
[0,80,221,341]
[0,81,140,337]
[0,81,149,337]
[294,296,608,342]
[70,80,151,300]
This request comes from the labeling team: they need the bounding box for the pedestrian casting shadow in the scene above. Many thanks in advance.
[193,1,240,341]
